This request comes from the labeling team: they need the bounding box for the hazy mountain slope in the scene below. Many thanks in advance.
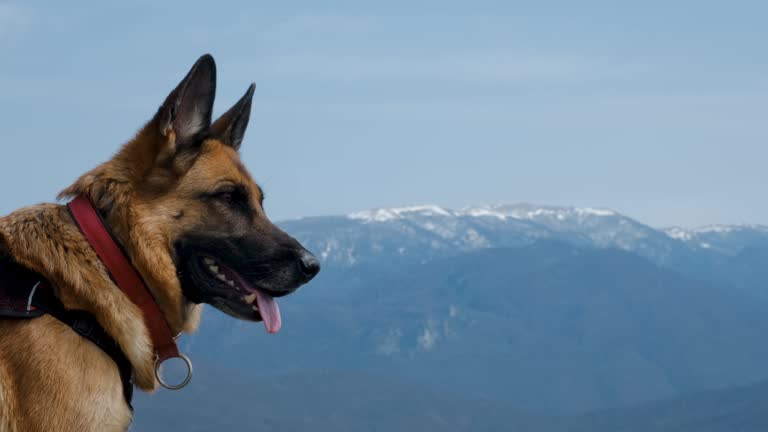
[131,367,558,432]
[171,241,768,414]
[128,204,768,428]
[132,367,768,432]
[567,379,768,432]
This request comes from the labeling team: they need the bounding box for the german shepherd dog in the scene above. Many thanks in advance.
[0,55,320,431]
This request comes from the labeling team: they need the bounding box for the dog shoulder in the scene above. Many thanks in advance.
[0,317,133,431]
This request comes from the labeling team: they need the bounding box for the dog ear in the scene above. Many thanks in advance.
[210,83,255,151]
[155,54,217,152]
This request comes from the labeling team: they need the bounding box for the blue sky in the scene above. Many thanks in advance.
[0,1,766,227]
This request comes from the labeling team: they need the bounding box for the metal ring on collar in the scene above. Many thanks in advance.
[154,354,193,390]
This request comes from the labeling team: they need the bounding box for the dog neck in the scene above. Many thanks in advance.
[67,195,182,367]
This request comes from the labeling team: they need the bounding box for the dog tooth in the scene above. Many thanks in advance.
[203,258,214,265]
[226,280,235,287]
[251,305,259,312]
[209,265,220,273]
[243,293,257,304]
[216,273,227,281]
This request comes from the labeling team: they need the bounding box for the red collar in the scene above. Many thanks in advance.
[67,195,181,370]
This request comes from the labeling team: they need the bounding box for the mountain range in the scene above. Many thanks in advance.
[131,203,768,430]
[282,203,768,268]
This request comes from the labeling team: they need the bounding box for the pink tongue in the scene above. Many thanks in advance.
[223,266,282,334]
[254,289,281,334]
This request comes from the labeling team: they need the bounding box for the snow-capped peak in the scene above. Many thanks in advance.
[348,205,453,222]
[296,203,768,268]
[459,206,509,220]
[348,203,619,223]
[693,225,743,234]
[458,204,617,221]
[663,227,694,241]
[663,224,768,239]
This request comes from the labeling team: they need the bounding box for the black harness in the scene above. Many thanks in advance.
[0,257,134,409]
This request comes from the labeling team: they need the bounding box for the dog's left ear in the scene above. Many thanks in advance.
[210,84,255,151]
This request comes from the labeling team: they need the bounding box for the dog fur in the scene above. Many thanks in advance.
[0,55,317,431]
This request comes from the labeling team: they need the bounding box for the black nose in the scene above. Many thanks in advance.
[298,251,321,282]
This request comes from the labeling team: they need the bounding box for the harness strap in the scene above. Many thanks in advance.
[0,258,134,408]
[31,283,134,409]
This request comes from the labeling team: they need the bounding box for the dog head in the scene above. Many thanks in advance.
[60,55,319,333]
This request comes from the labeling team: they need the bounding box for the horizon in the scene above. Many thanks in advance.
[277,201,768,230]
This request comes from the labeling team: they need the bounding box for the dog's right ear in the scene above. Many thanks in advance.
[154,54,217,153]
[210,83,255,151]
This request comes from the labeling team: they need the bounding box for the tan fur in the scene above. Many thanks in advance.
[0,317,131,431]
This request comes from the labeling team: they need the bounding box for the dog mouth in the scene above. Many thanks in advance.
[199,256,282,334]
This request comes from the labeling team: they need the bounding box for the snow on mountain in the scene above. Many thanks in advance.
[664,227,694,241]
[348,203,618,224]
[662,224,768,254]
[346,203,658,252]
[278,204,662,267]
[348,205,454,222]
[279,203,768,268]
[457,203,616,221]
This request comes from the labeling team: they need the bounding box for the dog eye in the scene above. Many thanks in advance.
[218,192,234,203]
[215,189,236,204]
[212,186,248,208]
